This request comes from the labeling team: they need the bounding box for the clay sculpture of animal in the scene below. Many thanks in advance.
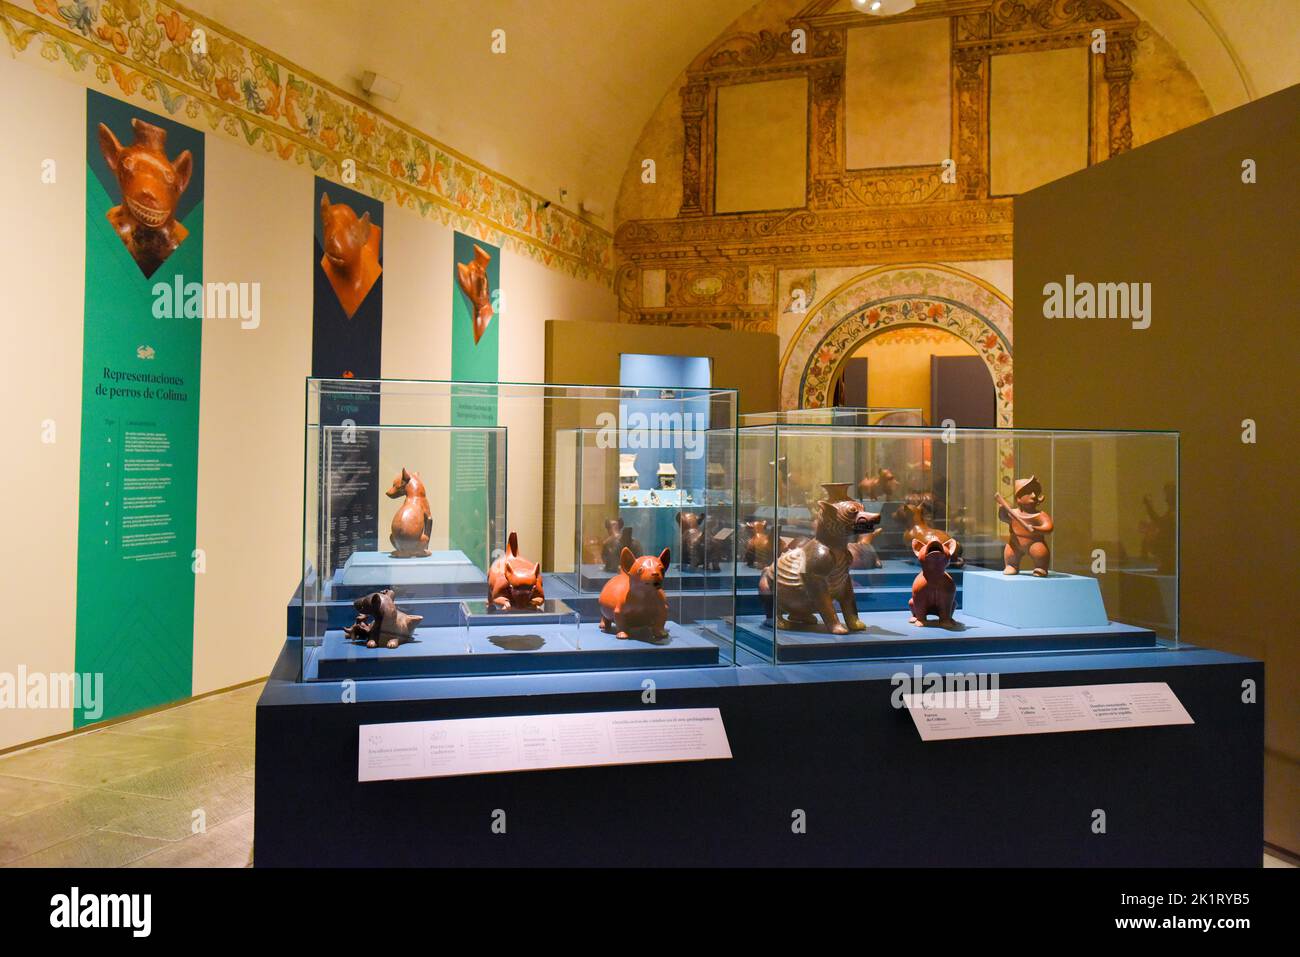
[759,498,880,635]
[677,512,721,571]
[858,467,899,502]
[743,520,773,568]
[386,467,433,558]
[487,531,545,610]
[895,493,964,568]
[908,537,960,627]
[343,589,423,648]
[601,518,642,572]
[598,547,671,640]
[996,475,1054,576]
[847,526,884,569]
[320,192,382,318]
[456,243,494,344]
[97,118,194,277]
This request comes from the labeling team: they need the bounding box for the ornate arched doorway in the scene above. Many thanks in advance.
[779,264,1013,426]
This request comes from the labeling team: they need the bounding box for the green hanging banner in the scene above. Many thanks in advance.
[449,232,500,569]
[74,90,205,725]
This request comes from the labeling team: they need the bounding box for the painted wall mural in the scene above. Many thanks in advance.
[1,0,612,283]
[613,0,1215,410]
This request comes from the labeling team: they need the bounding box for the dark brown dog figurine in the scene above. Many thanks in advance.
[996,475,1054,576]
[677,512,720,571]
[599,547,671,640]
[386,467,432,558]
[847,527,884,569]
[759,498,879,634]
[908,537,960,627]
[896,493,964,568]
[320,192,382,318]
[97,118,193,277]
[487,531,544,610]
[344,589,423,648]
[858,467,899,501]
[743,520,773,568]
[455,243,494,344]
[601,518,642,572]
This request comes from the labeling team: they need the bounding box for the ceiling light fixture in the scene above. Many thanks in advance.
[853,0,917,16]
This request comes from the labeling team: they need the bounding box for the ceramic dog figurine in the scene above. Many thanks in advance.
[858,467,899,501]
[344,589,423,648]
[601,518,642,572]
[896,493,964,568]
[97,118,194,277]
[743,520,773,568]
[487,531,544,610]
[759,498,879,635]
[908,537,960,627]
[386,467,432,558]
[996,475,1054,576]
[456,243,494,344]
[677,512,721,571]
[319,192,382,318]
[598,547,671,640]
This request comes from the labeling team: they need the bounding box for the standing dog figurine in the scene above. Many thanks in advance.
[996,475,1054,576]
[487,532,545,609]
[908,537,960,626]
[343,589,423,648]
[97,118,194,277]
[598,547,671,640]
[759,498,879,634]
[386,467,432,558]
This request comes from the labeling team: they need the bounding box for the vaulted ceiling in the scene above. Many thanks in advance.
[185,0,1299,226]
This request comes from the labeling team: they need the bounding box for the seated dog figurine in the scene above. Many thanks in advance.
[908,537,960,627]
[598,547,671,641]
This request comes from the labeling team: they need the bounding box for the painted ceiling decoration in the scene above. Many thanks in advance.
[0,0,613,283]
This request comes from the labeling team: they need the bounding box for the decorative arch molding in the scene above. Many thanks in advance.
[779,264,1013,424]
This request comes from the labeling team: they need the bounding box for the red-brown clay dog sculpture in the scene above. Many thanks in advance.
[759,498,879,635]
[599,547,671,640]
[896,493,964,568]
[97,118,194,277]
[858,467,899,501]
[908,537,960,627]
[319,192,382,318]
[601,518,642,572]
[386,467,432,558]
[996,475,1054,576]
[344,589,423,648]
[488,531,545,609]
[456,243,494,344]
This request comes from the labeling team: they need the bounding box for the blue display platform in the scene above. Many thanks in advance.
[255,640,1264,867]
[306,619,722,679]
[736,610,1156,662]
[961,567,1110,628]
[330,549,486,600]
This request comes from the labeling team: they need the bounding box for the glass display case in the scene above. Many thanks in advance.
[735,425,1178,663]
[298,378,738,680]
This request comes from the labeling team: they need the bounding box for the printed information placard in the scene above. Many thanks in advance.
[903,681,1193,741]
[358,708,732,781]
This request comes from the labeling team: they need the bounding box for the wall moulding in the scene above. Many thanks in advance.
[2,0,613,284]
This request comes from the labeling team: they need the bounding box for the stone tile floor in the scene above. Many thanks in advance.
[0,679,1294,868]
[0,683,258,867]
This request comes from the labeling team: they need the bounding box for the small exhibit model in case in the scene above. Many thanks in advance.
[296,378,737,680]
[735,423,1179,663]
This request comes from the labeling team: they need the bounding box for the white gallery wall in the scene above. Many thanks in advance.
[0,51,616,750]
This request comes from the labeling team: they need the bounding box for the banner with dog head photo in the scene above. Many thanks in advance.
[76,89,206,724]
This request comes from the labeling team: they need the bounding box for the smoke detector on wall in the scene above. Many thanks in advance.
[854,0,917,15]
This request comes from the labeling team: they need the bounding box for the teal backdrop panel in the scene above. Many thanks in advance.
[75,90,204,725]
[449,233,500,569]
